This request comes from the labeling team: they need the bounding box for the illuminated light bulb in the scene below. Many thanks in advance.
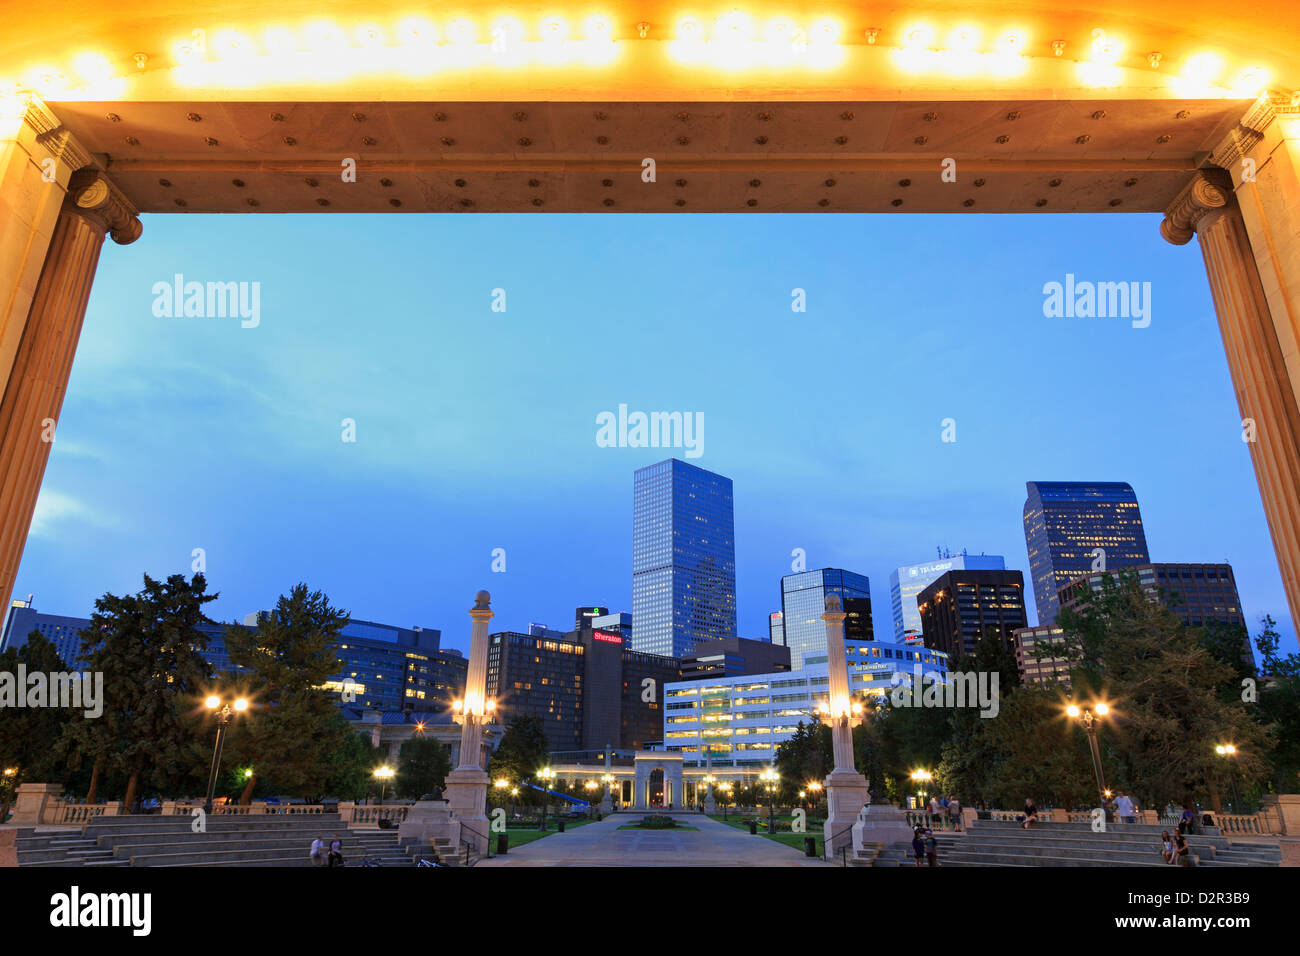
[263,27,298,56]
[356,26,385,48]
[447,18,476,45]
[305,21,348,53]
[173,38,204,66]
[808,18,840,45]
[1089,29,1122,65]
[950,26,980,51]
[212,31,255,61]
[1232,65,1271,96]
[903,24,934,49]
[716,10,754,43]
[396,17,437,46]
[541,17,570,42]
[584,16,612,40]
[74,53,114,82]
[678,18,701,41]
[1183,51,1223,84]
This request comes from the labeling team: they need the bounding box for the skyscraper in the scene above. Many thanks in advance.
[889,553,1006,642]
[631,458,737,658]
[917,569,1028,658]
[779,568,872,670]
[1023,481,1151,625]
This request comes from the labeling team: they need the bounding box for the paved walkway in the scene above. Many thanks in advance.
[478,814,829,867]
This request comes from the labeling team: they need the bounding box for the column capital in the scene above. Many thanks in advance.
[1209,90,1300,171]
[2,91,95,178]
[67,169,142,245]
[1159,169,1233,246]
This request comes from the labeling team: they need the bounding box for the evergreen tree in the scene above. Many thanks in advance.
[0,632,75,783]
[395,736,451,798]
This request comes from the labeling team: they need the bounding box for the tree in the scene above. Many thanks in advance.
[0,633,75,784]
[487,716,550,803]
[60,574,217,807]
[1254,615,1300,793]
[773,718,831,801]
[1058,572,1273,811]
[396,736,451,798]
[322,716,382,800]
[219,583,350,802]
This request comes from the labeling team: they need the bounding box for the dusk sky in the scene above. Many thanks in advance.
[11,211,1296,658]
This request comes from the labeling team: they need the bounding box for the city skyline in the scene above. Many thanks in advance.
[7,213,1295,658]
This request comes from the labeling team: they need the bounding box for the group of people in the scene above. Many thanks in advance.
[1019,789,1143,829]
[921,794,963,831]
[910,825,939,866]
[309,834,345,867]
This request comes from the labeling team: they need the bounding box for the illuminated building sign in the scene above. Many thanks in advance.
[592,630,623,645]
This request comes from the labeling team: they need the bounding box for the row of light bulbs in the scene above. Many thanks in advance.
[8,14,1275,98]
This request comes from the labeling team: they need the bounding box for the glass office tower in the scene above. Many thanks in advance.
[1023,481,1150,625]
[889,553,1006,642]
[779,568,873,670]
[631,458,737,658]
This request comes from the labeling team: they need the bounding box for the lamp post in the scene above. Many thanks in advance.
[601,772,615,811]
[1067,701,1111,807]
[444,590,497,854]
[760,766,779,833]
[1215,744,1240,811]
[911,769,933,818]
[807,780,823,816]
[537,766,555,831]
[202,694,248,814]
[374,765,394,804]
[721,783,733,821]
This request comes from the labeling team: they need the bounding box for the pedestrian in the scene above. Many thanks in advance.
[1115,790,1138,824]
[1178,800,1197,836]
[327,834,344,867]
[928,795,941,826]
[1022,798,1038,829]
[924,828,938,867]
[948,795,962,832]
[310,834,325,867]
[1173,830,1191,866]
[1160,830,1175,864]
[911,827,925,867]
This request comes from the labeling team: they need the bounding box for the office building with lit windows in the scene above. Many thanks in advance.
[678,636,791,681]
[917,569,1029,658]
[631,458,737,658]
[486,627,681,752]
[0,598,465,714]
[779,568,873,670]
[889,554,1006,642]
[663,641,948,768]
[1023,481,1150,625]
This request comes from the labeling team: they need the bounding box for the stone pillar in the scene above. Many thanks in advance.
[633,760,649,810]
[444,590,495,854]
[0,102,135,609]
[1163,94,1300,630]
[9,782,63,825]
[819,595,871,854]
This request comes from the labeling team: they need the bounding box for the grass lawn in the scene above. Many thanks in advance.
[496,816,597,850]
[707,814,825,858]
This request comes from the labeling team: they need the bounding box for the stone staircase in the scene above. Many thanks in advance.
[423,833,485,867]
[14,813,420,867]
[898,820,1283,867]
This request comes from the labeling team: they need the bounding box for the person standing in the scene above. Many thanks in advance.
[911,827,925,867]
[1115,791,1138,824]
[924,828,938,867]
[948,795,962,832]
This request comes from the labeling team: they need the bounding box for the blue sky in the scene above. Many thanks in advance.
[13,211,1297,658]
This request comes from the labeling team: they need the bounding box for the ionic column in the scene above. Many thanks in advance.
[1162,151,1300,631]
[0,168,140,609]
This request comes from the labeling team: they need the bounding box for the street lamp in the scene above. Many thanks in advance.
[910,769,933,812]
[1066,700,1111,807]
[1215,744,1241,811]
[601,772,615,807]
[537,766,556,831]
[760,766,779,833]
[373,765,394,804]
[202,694,248,814]
[721,783,733,821]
